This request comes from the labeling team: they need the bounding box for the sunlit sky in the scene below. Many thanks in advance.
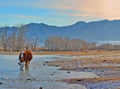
[0,0,120,26]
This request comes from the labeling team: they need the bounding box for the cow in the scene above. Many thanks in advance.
[18,50,33,71]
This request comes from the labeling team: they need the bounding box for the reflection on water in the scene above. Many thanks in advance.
[19,71,32,81]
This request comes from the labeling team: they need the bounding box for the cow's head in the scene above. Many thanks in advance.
[19,51,25,62]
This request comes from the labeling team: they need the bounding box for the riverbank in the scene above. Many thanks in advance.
[46,51,120,89]
[0,50,119,55]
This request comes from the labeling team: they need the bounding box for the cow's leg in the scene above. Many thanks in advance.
[25,61,30,71]
[19,62,24,71]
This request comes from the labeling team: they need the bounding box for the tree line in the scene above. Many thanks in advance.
[0,28,120,52]
[0,28,40,52]
[96,43,120,50]
[45,36,96,51]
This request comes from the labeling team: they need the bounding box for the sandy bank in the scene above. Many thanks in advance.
[46,51,120,89]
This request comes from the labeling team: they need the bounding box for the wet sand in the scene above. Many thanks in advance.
[46,51,120,89]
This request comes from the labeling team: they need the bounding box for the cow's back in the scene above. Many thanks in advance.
[24,50,33,61]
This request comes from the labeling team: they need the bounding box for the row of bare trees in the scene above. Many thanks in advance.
[0,28,96,52]
[96,43,120,50]
[1,28,119,52]
[45,37,120,51]
[45,36,96,51]
[0,28,40,52]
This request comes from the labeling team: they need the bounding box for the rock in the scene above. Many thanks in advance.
[0,82,2,84]
[67,71,70,73]
[103,60,107,62]
[51,74,53,76]
[78,79,82,81]
[84,67,88,69]
[45,61,49,63]
[39,87,43,89]
[43,64,46,65]
[26,78,32,81]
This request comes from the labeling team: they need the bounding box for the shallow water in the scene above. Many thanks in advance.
[0,55,97,89]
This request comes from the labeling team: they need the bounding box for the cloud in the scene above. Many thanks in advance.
[0,14,41,19]
[13,14,40,19]
[0,0,120,20]
[32,0,120,20]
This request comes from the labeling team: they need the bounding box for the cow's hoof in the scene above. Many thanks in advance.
[20,69,24,71]
[18,62,21,65]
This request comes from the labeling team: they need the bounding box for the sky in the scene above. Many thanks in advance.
[0,0,120,26]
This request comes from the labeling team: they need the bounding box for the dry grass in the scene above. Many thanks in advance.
[0,50,120,55]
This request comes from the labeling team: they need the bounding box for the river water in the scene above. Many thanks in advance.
[0,55,97,89]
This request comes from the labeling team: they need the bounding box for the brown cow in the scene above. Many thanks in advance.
[18,50,33,71]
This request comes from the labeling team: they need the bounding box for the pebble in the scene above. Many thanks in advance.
[45,61,49,63]
[26,78,32,81]
[0,82,2,84]
[67,71,70,73]
[39,87,43,89]
[51,74,53,76]
[43,64,46,65]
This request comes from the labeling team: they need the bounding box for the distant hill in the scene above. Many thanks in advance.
[0,20,120,44]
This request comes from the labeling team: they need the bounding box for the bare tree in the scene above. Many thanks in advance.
[16,27,27,51]
[70,39,84,51]
[45,36,60,51]
[45,36,92,51]
[62,37,70,51]
[0,29,9,51]
[25,37,40,51]
[8,30,18,52]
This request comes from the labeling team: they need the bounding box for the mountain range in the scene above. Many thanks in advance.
[0,20,120,43]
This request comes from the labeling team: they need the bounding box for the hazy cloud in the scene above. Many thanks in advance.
[1,0,120,20]
[14,14,40,19]
[0,14,41,19]
[29,0,120,20]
